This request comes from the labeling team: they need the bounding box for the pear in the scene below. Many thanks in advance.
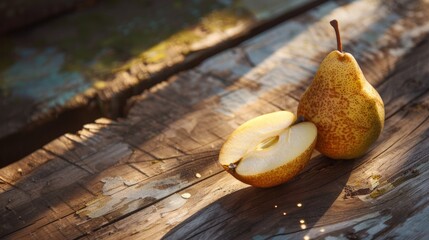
[297,20,384,159]
[219,111,317,188]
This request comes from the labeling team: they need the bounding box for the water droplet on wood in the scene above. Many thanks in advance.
[181,193,191,199]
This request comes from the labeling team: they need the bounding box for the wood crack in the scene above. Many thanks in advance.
[42,148,94,175]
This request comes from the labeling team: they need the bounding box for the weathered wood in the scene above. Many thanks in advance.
[162,52,429,240]
[1,0,429,239]
[0,0,325,164]
[88,0,429,238]
[90,24,429,240]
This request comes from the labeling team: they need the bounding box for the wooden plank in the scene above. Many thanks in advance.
[2,0,429,239]
[89,0,429,238]
[201,0,429,101]
[0,120,135,238]
[161,85,429,240]
[0,0,325,164]
[90,26,429,240]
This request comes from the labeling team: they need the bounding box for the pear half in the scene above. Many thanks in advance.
[219,111,317,188]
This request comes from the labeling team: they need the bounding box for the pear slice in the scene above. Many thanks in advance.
[219,111,317,188]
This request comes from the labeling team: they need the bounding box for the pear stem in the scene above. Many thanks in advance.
[330,19,342,52]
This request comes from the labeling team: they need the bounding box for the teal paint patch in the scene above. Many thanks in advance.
[1,47,90,107]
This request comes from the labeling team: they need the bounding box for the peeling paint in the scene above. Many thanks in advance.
[101,176,138,196]
[313,212,387,240]
[0,47,90,107]
[357,169,420,201]
[352,213,392,239]
[384,205,429,238]
[78,175,188,219]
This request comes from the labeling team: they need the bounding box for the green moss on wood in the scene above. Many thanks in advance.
[369,188,388,199]
[2,0,255,90]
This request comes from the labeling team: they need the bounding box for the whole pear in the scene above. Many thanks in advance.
[297,20,384,159]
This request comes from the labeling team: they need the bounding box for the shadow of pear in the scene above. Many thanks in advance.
[163,155,356,239]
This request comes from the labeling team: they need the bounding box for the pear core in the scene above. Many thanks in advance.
[235,122,317,176]
[218,111,296,166]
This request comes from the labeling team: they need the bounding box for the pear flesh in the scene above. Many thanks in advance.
[298,50,384,159]
[219,111,317,188]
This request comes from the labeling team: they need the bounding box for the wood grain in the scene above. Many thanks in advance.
[0,0,325,164]
[1,0,429,239]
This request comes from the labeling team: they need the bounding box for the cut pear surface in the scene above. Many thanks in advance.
[236,122,317,176]
[218,111,317,188]
[219,111,296,166]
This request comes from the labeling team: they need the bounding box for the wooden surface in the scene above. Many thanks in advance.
[0,0,324,164]
[1,0,429,239]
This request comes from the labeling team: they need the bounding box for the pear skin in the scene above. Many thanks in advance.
[226,137,316,188]
[298,20,384,159]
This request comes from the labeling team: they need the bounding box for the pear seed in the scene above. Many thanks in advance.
[228,163,237,170]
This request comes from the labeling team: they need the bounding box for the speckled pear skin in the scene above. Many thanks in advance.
[298,50,384,159]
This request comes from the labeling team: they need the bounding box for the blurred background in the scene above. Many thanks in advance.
[0,0,317,165]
